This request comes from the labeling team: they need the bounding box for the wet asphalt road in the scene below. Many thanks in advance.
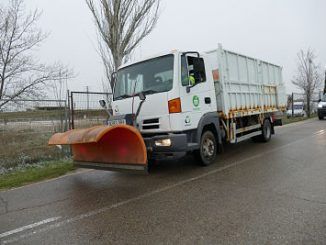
[0,119,326,244]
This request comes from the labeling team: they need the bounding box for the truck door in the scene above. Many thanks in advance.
[179,54,215,130]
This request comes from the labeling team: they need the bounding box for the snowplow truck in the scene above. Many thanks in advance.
[49,44,286,172]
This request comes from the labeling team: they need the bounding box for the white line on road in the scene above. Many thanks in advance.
[0,217,61,239]
[315,129,325,135]
[2,129,325,244]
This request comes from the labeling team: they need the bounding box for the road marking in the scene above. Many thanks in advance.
[0,217,61,239]
[315,129,325,135]
[2,129,325,244]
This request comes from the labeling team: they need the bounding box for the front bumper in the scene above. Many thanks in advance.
[143,133,190,160]
[318,108,326,117]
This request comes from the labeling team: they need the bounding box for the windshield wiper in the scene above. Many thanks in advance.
[114,94,132,100]
[135,89,158,96]
[115,90,158,100]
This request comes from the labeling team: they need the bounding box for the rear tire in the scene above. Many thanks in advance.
[195,130,217,166]
[319,116,324,120]
[252,119,272,143]
[261,119,272,142]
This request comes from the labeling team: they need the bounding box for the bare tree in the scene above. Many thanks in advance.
[86,0,160,91]
[0,0,72,109]
[292,49,322,117]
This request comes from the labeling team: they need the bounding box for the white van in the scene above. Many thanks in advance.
[287,102,305,118]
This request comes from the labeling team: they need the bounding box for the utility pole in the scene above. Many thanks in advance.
[292,92,294,117]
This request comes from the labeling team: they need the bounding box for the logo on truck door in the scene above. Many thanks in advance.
[192,95,200,108]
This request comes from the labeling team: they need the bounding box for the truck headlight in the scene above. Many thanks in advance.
[155,138,171,147]
[318,104,323,108]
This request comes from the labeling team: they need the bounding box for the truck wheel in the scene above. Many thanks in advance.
[318,116,323,120]
[252,119,272,143]
[195,130,217,166]
[261,119,272,142]
[147,159,157,173]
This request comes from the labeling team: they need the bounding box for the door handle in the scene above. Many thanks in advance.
[205,97,211,104]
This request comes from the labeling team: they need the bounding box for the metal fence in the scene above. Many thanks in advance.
[0,99,69,169]
[69,91,112,129]
[0,91,113,170]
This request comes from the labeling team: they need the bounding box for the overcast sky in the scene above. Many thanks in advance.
[26,0,326,95]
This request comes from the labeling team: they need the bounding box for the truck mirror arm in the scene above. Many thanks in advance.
[99,99,113,118]
[134,93,146,127]
[186,84,196,93]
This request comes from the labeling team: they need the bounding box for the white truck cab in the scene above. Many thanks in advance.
[112,51,217,133]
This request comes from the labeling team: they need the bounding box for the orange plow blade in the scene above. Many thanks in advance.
[49,125,147,171]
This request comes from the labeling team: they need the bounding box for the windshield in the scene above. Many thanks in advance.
[291,104,303,110]
[114,55,174,100]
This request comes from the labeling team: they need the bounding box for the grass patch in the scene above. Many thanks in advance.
[0,127,70,169]
[282,114,317,125]
[0,159,74,190]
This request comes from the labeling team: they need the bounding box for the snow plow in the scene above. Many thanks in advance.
[49,124,148,171]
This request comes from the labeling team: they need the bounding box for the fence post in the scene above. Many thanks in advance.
[67,90,71,130]
[86,86,89,110]
[64,100,68,132]
[70,91,75,129]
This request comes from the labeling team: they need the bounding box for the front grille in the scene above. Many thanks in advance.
[143,125,159,130]
[142,118,160,130]
[143,118,159,124]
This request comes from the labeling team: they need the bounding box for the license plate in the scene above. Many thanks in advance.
[107,119,126,126]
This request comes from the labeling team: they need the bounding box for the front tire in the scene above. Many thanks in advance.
[195,130,217,166]
[318,115,324,120]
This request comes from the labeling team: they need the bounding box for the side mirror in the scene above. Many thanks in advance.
[99,100,106,108]
[318,99,322,102]
[193,58,206,82]
[139,92,146,101]
[193,58,205,72]
[110,72,117,85]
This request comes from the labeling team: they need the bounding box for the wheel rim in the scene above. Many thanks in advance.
[202,137,215,158]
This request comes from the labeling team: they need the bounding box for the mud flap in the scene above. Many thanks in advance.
[48,125,147,171]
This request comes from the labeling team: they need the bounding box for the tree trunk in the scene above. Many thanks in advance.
[306,94,311,117]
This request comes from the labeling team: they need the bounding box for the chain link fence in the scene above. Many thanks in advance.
[69,91,112,129]
[0,91,112,171]
[0,99,69,170]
